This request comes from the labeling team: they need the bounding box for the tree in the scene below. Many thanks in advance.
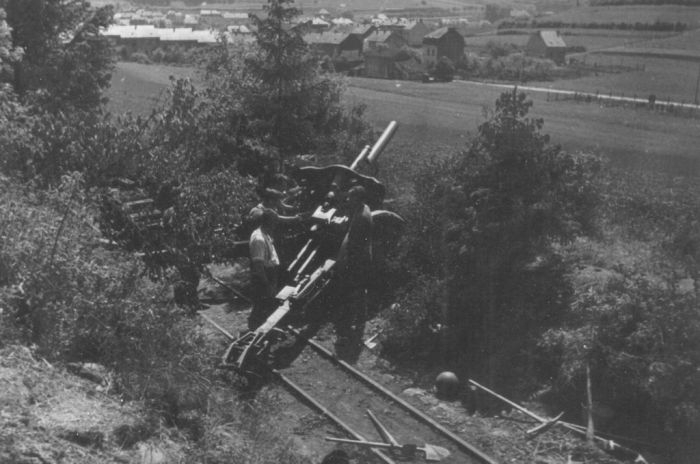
[433,56,455,82]
[242,0,371,171]
[443,89,600,384]
[2,0,114,111]
[0,7,37,178]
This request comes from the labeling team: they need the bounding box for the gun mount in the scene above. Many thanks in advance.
[221,121,404,374]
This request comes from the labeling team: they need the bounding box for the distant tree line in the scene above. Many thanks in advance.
[499,19,688,32]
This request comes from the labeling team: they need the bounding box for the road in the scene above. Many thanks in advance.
[458,79,700,109]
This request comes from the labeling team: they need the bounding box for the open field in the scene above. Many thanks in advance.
[345,77,700,173]
[530,55,700,103]
[630,28,700,51]
[108,62,198,115]
[543,5,700,27]
[108,62,700,176]
[475,29,678,50]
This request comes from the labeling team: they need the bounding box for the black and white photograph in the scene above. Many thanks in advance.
[1,0,698,463]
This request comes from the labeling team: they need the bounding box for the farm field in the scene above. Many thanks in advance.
[530,55,700,104]
[108,62,700,176]
[629,28,700,51]
[346,77,700,173]
[467,30,668,50]
[543,5,700,27]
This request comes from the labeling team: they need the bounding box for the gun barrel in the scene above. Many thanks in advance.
[350,144,371,171]
[366,120,398,165]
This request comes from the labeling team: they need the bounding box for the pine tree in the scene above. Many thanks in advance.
[244,0,359,168]
[445,89,600,383]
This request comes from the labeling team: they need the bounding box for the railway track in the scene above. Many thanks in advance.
[201,313,499,464]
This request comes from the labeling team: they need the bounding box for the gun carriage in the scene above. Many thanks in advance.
[98,122,403,375]
[221,121,403,374]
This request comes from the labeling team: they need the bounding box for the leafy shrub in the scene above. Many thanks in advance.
[0,173,212,418]
[130,52,152,65]
[540,267,700,434]
[461,53,557,82]
[382,276,445,366]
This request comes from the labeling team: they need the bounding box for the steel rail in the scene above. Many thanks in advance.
[273,370,396,464]
[291,330,500,464]
[199,314,395,464]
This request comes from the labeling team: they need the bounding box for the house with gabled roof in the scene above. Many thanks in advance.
[305,31,362,61]
[422,27,464,67]
[400,20,430,47]
[348,24,375,41]
[525,30,567,64]
[364,30,406,53]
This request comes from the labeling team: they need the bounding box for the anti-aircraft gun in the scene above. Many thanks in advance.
[221,121,403,373]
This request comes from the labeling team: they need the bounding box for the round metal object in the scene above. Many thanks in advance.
[435,371,460,401]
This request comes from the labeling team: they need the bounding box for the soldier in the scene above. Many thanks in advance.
[248,209,280,330]
[333,185,373,360]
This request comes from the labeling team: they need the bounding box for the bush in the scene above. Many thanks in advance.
[130,52,151,64]
[382,276,445,366]
[0,173,212,416]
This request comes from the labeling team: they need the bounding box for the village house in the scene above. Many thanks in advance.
[364,30,406,53]
[364,47,422,80]
[422,27,465,67]
[305,31,362,61]
[525,30,567,64]
[222,12,250,25]
[102,25,221,56]
[347,24,375,42]
[400,20,430,48]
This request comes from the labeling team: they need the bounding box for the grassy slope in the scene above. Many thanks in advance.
[108,62,700,176]
[108,62,198,115]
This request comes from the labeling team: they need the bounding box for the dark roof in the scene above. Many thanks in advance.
[424,27,450,39]
[365,30,394,43]
[350,24,374,35]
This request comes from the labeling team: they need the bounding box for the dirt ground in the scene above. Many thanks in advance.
[0,345,159,464]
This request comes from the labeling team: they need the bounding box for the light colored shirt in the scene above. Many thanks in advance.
[250,228,280,268]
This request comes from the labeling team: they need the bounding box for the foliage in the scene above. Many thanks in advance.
[540,267,700,433]
[433,56,455,82]
[2,0,115,112]
[239,0,373,169]
[152,168,257,267]
[0,174,213,425]
[383,90,600,385]
[459,53,557,82]
[382,276,445,366]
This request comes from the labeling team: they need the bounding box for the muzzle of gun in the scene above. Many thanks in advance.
[349,120,398,171]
